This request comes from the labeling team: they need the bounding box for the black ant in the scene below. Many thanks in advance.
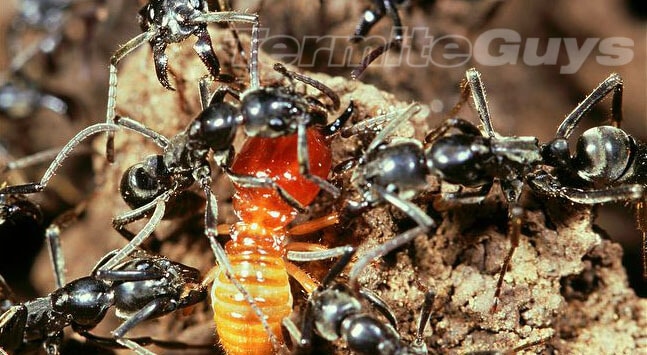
[342,68,643,311]
[528,72,646,279]
[337,68,547,312]
[283,245,435,354]
[0,248,209,354]
[104,0,260,162]
[283,242,553,354]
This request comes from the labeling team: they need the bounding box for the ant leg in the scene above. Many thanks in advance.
[106,31,156,163]
[273,63,341,110]
[224,168,306,211]
[79,331,214,351]
[297,121,340,197]
[193,26,221,80]
[0,123,119,195]
[351,1,386,42]
[191,12,260,88]
[101,192,170,271]
[412,290,435,353]
[0,274,17,307]
[442,183,493,204]
[528,171,644,204]
[113,116,169,148]
[364,104,421,153]
[112,193,164,232]
[383,0,404,42]
[1,147,62,175]
[0,305,27,351]
[376,186,435,228]
[556,73,623,139]
[637,199,647,279]
[464,68,495,138]
[491,205,523,313]
[350,39,398,80]
[46,204,84,288]
[112,297,174,339]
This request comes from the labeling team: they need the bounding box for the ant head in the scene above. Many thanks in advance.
[572,126,633,184]
[138,0,205,35]
[190,101,241,152]
[240,87,327,138]
[120,155,172,209]
[240,87,300,137]
[363,140,428,197]
[425,134,492,187]
[312,284,362,342]
[169,260,207,309]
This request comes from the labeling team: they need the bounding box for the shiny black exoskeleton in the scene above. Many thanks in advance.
[0,251,207,354]
[284,246,434,355]
[527,72,647,278]
[138,0,222,89]
[339,69,548,312]
[0,194,47,289]
[112,0,258,90]
[351,0,408,43]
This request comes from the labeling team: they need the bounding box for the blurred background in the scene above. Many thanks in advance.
[0,0,645,341]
